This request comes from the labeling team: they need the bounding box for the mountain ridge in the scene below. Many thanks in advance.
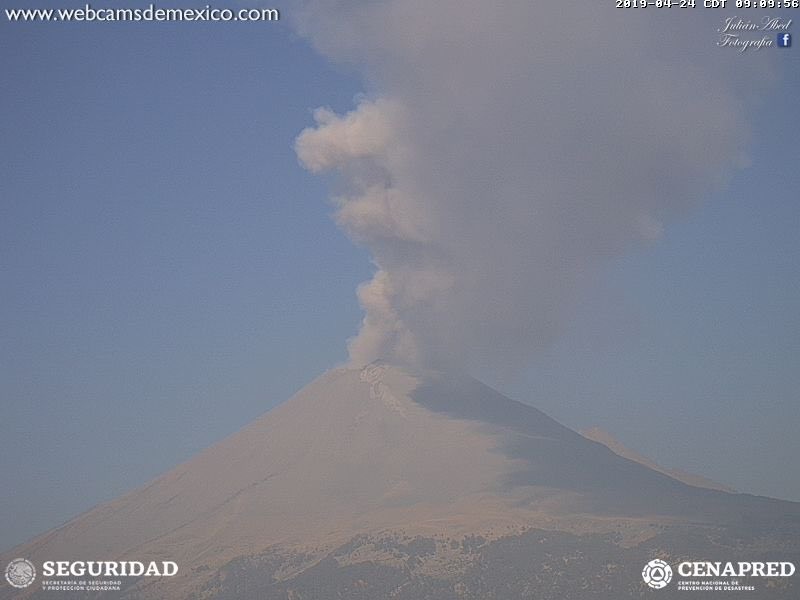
[581,426,736,493]
[2,363,798,599]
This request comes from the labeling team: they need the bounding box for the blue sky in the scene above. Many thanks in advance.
[1,5,799,551]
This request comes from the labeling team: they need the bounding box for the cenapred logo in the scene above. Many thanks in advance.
[5,558,36,589]
[642,558,673,589]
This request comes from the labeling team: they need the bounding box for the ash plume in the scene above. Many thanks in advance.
[293,1,773,371]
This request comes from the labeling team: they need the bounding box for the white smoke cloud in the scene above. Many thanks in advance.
[293,1,774,371]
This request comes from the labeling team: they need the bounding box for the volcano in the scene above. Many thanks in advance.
[3,363,799,599]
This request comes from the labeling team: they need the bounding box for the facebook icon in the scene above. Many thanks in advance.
[777,33,792,48]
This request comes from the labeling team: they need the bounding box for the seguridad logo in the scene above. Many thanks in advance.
[5,558,36,589]
[41,560,179,577]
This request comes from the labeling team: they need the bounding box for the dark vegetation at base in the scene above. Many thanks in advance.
[199,525,800,600]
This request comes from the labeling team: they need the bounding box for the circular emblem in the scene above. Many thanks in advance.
[5,558,36,589]
[642,558,672,589]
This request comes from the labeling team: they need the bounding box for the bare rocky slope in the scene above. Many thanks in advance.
[2,363,798,599]
[580,427,736,493]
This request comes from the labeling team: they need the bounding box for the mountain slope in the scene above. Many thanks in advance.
[581,426,736,493]
[2,363,798,599]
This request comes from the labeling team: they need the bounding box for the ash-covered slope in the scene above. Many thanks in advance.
[581,426,736,493]
[2,363,799,599]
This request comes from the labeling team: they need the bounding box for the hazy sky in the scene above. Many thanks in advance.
[2,2,799,552]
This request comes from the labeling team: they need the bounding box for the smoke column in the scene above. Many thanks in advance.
[293,1,773,371]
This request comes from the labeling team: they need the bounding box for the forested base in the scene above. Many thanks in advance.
[196,525,800,600]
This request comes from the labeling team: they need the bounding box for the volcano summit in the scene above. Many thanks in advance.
[2,363,798,599]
